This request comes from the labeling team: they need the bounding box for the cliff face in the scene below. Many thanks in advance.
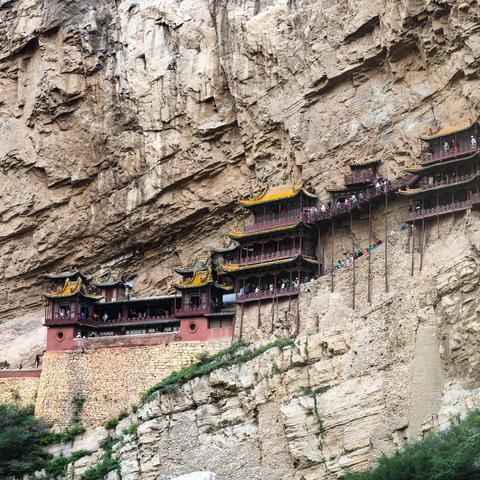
[1,0,479,325]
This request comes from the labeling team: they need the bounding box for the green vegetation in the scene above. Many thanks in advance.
[345,410,480,480]
[80,435,119,480]
[40,423,86,445]
[0,404,50,478]
[137,337,294,407]
[104,411,129,430]
[42,450,91,479]
[72,394,86,424]
[122,422,139,437]
[0,403,89,479]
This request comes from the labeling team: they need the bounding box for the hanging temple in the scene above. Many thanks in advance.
[43,121,480,350]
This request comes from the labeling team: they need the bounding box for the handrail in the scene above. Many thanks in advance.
[421,144,477,165]
[236,248,302,265]
[406,199,471,221]
[417,172,478,191]
[242,212,303,233]
[237,286,300,302]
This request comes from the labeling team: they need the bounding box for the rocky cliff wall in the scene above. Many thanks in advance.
[1,0,480,365]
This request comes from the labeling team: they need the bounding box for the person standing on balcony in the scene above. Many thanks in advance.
[451,139,457,151]
[444,141,450,152]
[471,136,477,148]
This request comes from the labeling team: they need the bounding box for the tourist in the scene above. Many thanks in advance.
[415,201,421,213]
[76,331,82,338]
[269,283,274,293]
[34,354,40,368]
[320,203,326,213]
[471,136,477,148]
[255,285,260,294]
[443,141,450,152]
[102,312,108,322]
[351,194,357,204]
[451,139,457,151]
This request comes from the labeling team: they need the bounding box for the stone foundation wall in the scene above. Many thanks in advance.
[0,370,41,406]
[35,340,228,428]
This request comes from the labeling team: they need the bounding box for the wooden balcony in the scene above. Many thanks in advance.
[303,175,417,224]
[44,314,174,327]
[175,306,211,317]
[420,144,477,165]
[236,248,302,266]
[236,286,300,303]
[470,193,480,210]
[405,199,471,222]
[242,211,302,234]
[416,172,478,193]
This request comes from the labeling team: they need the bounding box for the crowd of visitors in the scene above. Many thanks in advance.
[424,136,477,157]
[303,178,392,219]
[329,239,383,272]
[239,275,315,297]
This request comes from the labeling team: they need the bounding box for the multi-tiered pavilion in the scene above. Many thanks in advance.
[401,122,480,221]
[220,185,319,303]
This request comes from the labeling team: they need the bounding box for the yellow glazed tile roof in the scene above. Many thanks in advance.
[419,121,476,140]
[239,184,316,207]
[221,255,318,272]
[221,257,297,272]
[44,279,102,300]
[173,269,212,289]
[228,223,300,239]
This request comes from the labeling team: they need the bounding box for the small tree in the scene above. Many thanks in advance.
[0,404,51,478]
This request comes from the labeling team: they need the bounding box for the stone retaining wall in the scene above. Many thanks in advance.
[35,340,228,428]
[0,370,41,406]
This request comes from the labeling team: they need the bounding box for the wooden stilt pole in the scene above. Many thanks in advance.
[420,218,425,271]
[270,298,275,334]
[296,296,300,337]
[411,221,415,276]
[350,211,356,310]
[367,202,372,304]
[385,192,389,293]
[239,303,244,340]
[437,195,440,240]
[331,218,335,292]
[257,300,261,328]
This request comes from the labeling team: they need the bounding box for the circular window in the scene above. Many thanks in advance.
[56,331,65,342]
[188,322,198,333]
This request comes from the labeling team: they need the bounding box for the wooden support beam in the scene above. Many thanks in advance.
[367,202,372,304]
[384,192,389,293]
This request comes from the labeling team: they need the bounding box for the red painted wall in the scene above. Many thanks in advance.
[179,317,233,341]
[46,326,77,351]
[45,319,233,351]
[0,369,41,378]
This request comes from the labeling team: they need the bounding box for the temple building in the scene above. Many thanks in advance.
[220,185,319,303]
[325,159,382,206]
[45,270,89,292]
[401,122,480,222]
[172,259,234,339]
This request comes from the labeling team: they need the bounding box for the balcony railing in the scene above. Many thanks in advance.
[45,314,174,327]
[242,211,302,234]
[237,248,302,266]
[302,175,417,224]
[417,172,478,192]
[406,199,471,222]
[420,143,477,165]
[236,286,300,303]
[175,305,211,317]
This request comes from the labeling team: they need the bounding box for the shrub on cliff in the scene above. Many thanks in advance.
[345,410,480,480]
[136,337,294,407]
[0,403,51,478]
